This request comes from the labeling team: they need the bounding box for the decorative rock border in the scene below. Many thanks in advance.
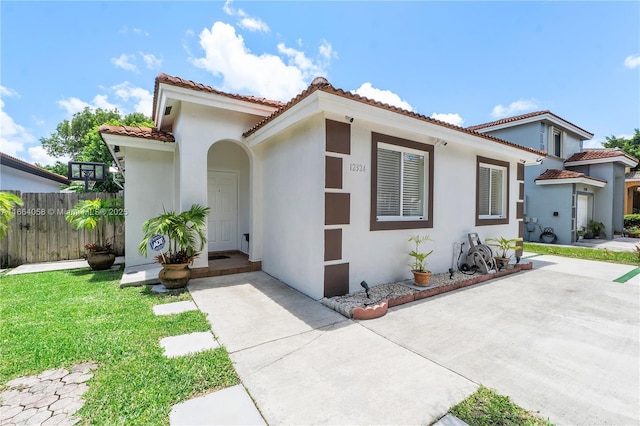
[321,263,533,320]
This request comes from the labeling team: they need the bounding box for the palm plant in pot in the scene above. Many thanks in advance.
[65,197,125,270]
[485,236,521,270]
[408,234,433,286]
[138,204,210,290]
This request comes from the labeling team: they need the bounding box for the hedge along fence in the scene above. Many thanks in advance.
[624,214,640,229]
[0,191,124,268]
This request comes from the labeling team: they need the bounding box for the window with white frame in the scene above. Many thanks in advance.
[476,156,509,225]
[549,127,562,158]
[371,133,433,230]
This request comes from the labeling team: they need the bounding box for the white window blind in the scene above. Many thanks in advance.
[377,144,426,220]
[479,164,505,218]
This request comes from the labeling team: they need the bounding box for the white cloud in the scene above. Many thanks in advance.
[319,39,337,61]
[624,54,640,69]
[57,97,91,116]
[111,53,138,72]
[57,82,151,117]
[111,82,153,115]
[431,112,465,127]
[0,94,36,158]
[0,86,19,98]
[191,22,332,100]
[133,28,149,37]
[490,99,539,118]
[140,52,162,69]
[28,145,69,166]
[352,82,414,111]
[223,0,270,32]
[239,17,270,32]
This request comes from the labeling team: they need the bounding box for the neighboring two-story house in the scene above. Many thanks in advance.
[469,111,637,244]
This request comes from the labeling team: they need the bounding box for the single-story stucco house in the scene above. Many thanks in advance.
[99,73,543,299]
[0,152,70,193]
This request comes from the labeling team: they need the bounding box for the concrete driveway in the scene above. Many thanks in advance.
[189,267,639,425]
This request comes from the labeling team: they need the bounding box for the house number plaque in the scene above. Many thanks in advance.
[349,163,366,172]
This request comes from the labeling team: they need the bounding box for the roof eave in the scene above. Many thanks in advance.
[535,177,606,187]
[473,112,594,140]
[565,156,638,168]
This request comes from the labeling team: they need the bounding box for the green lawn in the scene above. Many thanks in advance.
[523,242,640,266]
[0,267,238,425]
[451,386,553,426]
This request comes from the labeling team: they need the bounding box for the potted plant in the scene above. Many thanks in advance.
[486,236,521,270]
[588,220,605,239]
[577,227,585,241]
[66,198,124,270]
[138,204,210,289]
[408,234,433,286]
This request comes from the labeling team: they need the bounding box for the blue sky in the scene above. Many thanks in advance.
[1,1,638,166]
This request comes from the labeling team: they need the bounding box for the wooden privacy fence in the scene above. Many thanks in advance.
[0,191,124,268]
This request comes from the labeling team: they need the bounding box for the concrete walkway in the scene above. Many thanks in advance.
[189,265,639,425]
[189,272,477,425]
[5,256,124,275]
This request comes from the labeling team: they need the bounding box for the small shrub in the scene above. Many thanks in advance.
[624,214,640,228]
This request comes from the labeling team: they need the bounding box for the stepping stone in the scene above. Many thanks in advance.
[153,301,198,316]
[160,332,219,358]
[170,384,265,425]
[434,414,470,426]
[151,284,168,293]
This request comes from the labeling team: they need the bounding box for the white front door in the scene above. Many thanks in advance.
[207,171,238,252]
[576,194,590,233]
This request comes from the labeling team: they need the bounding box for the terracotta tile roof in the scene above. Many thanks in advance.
[564,148,638,164]
[242,78,545,157]
[625,171,640,180]
[99,125,175,143]
[467,110,593,137]
[0,152,71,184]
[152,73,284,119]
[535,168,606,184]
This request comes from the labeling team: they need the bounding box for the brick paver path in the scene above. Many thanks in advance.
[1,362,97,425]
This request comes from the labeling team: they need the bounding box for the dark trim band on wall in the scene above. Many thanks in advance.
[518,221,524,238]
[326,119,351,155]
[370,132,434,231]
[517,162,525,181]
[324,263,349,297]
[516,201,524,219]
[475,156,510,226]
[325,193,350,225]
[325,156,343,189]
[519,182,524,201]
[324,228,342,261]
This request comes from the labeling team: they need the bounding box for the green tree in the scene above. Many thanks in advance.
[603,129,640,170]
[39,108,154,192]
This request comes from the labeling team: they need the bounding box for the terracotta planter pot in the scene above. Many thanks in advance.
[159,263,192,289]
[494,257,510,270]
[412,270,432,286]
[86,251,116,271]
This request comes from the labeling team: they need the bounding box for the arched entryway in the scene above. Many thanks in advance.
[207,140,251,254]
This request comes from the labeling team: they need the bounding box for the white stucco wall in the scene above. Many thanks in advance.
[259,115,325,299]
[123,147,175,266]
[340,120,521,294]
[0,165,65,192]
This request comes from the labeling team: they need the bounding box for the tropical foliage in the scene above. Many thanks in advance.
[603,129,640,171]
[0,192,23,239]
[408,234,433,273]
[486,236,521,259]
[39,108,154,192]
[139,204,211,264]
[65,198,125,251]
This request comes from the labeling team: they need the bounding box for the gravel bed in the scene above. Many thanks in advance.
[321,267,514,318]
